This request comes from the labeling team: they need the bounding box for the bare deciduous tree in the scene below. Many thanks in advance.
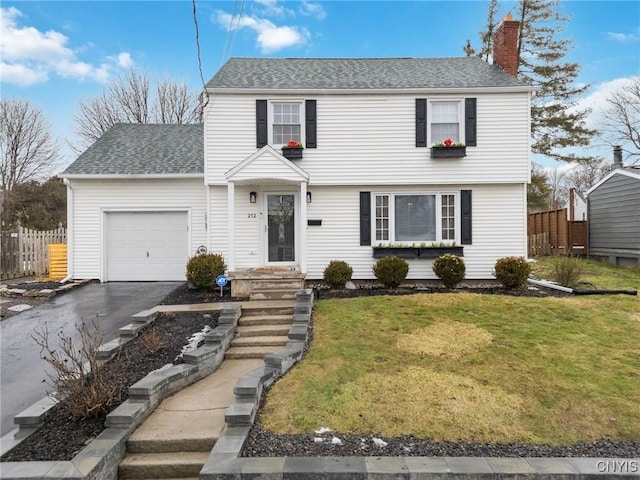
[1,98,59,194]
[599,77,640,163]
[564,157,615,192]
[72,70,201,151]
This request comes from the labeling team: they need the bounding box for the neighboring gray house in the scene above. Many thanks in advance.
[587,147,640,268]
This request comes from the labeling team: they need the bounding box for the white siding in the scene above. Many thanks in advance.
[68,178,207,281]
[204,93,531,186]
[304,184,527,280]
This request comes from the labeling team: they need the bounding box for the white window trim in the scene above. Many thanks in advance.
[372,191,460,245]
[426,98,465,147]
[268,99,305,148]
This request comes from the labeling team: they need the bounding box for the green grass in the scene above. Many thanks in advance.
[261,261,640,445]
[531,256,640,291]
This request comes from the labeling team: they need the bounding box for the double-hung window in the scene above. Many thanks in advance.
[429,100,463,145]
[374,193,457,244]
[272,102,301,145]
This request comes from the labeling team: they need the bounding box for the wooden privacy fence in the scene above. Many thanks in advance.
[1,223,66,280]
[527,208,587,257]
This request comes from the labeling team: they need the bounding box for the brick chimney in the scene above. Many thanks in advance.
[613,145,623,168]
[493,13,520,77]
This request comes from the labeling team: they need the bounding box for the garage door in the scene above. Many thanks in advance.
[106,211,188,281]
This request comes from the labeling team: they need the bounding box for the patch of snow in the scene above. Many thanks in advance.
[8,304,33,312]
[372,437,388,447]
[176,325,212,359]
[331,437,343,445]
[313,437,324,443]
[314,426,332,434]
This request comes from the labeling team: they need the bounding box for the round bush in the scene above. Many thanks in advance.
[372,256,409,288]
[432,254,466,289]
[323,260,353,289]
[494,256,531,290]
[186,253,227,290]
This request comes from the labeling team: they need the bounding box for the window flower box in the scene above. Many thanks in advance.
[372,247,419,259]
[418,246,464,258]
[281,140,303,160]
[431,138,466,158]
[431,146,466,158]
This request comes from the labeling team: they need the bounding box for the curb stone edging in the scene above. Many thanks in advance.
[0,304,242,480]
[201,290,640,479]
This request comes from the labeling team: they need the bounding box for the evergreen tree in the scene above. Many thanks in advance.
[472,0,596,163]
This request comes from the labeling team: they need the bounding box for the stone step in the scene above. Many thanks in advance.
[250,279,304,290]
[240,300,295,317]
[250,289,299,301]
[126,436,214,454]
[225,345,284,360]
[118,451,208,479]
[235,325,291,337]
[231,335,289,347]
[238,314,292,326]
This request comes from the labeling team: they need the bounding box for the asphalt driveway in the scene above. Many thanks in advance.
[0,281,182,437]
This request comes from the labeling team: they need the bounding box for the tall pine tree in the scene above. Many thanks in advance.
[473,0,596,162]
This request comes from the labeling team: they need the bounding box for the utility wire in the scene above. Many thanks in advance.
[192,0,209,112]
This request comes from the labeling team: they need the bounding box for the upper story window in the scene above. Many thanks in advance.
[429,100,463,145]
[374,192,458,244]
[272,102,301,145]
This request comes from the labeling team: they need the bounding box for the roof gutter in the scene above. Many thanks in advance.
[58,173,204,180]
[206,85,537,96]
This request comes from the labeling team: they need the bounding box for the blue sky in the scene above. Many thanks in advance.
[1,0,639,173]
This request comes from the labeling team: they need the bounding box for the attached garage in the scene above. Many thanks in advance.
[105,211,189,281]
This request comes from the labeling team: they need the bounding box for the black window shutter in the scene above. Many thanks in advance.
[256,99,268,148]
[305,99,317,148]
[360,192,371,246]
[416,98,427,147]
[465,98,477,147]
[461,190,472,245]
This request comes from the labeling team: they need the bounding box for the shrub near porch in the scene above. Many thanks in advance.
[259,291,640,445]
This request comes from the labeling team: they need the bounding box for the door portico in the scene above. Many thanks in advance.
[223,146,309,273]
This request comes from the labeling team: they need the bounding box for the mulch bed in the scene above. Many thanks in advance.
[1,300,219,462]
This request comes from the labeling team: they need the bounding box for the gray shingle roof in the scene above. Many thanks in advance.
[206,57,528,90]
[62,124,203,176]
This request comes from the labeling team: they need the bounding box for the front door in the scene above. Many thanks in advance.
[266,193,295,263]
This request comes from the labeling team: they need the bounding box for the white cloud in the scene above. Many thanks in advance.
[0,62,48,86]
[215,10,308,53]
[574,76,639,130]
[300,0,326,20]
[605,29,640,43]
[0,6,132,86]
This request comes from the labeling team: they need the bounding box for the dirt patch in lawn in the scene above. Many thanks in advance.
[397,321,493,359]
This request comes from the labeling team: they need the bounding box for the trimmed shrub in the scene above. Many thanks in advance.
[323,260,353,289]
[186,253,226,290]
[494,256,531,290]
[372,256,409,288]
[551,255,583,288]
[432,254,466,289]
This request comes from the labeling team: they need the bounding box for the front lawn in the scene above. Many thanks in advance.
[260,262,640,446]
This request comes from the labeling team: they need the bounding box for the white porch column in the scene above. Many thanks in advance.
[227,181,235,272]
[299,181,308,274]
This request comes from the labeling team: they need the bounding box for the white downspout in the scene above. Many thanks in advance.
[61,178,73,282]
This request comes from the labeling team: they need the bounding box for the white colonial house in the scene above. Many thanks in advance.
[60,16,535,294]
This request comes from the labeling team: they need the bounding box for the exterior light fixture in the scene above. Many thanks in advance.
[306,191,312,203]
[249,191,257,203]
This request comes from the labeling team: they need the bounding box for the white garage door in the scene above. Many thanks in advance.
[106,211,188,281]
